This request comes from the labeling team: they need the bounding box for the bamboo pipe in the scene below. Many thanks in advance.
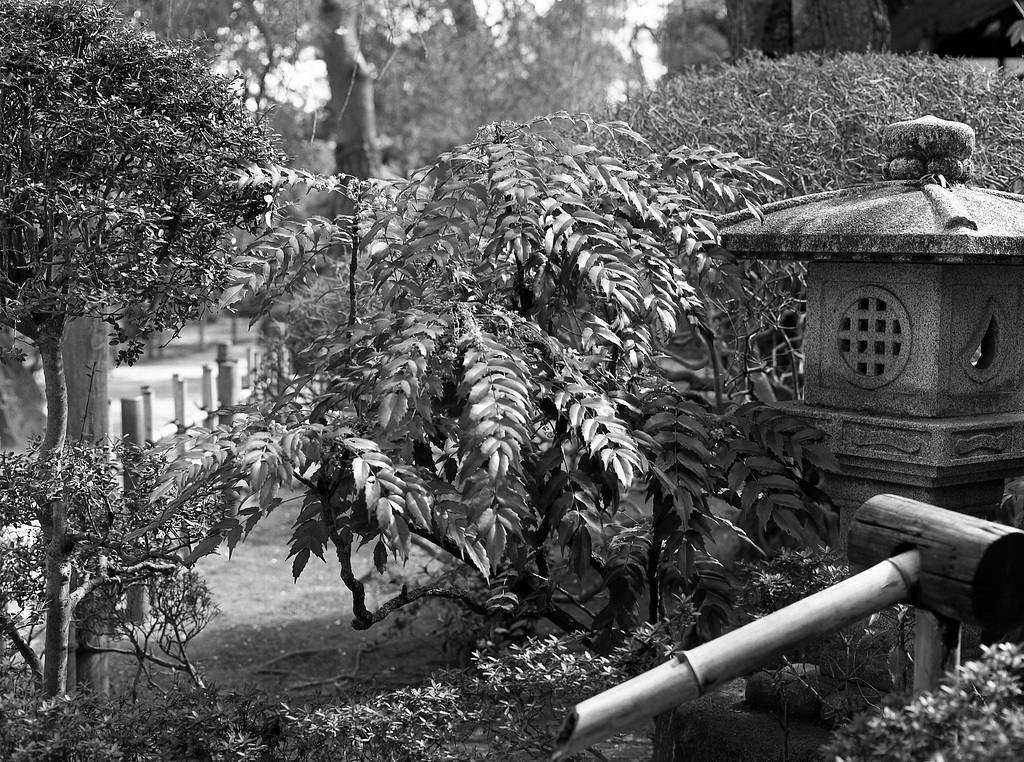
[553,549,920,760]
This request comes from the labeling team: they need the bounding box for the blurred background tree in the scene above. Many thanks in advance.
[115,0,640,181]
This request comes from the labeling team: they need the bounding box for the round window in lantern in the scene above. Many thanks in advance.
[837,287,912,389]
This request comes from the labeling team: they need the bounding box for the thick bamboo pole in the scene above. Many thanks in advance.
[554,549,920,760]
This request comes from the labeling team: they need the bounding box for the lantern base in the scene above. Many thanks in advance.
[775,402,1024,551]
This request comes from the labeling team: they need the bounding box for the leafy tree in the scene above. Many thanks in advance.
[0,0,307,696]
[165,114,835,647]
[368,0,634,174]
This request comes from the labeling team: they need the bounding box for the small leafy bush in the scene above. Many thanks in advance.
[0,441,225,686]
[738,546,847,616]
[607,52,1024,196]
[824,643,1024,762]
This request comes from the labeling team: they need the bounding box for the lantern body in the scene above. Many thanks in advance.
[807,262,1024,417]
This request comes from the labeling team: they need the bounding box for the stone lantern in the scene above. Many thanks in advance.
[719,115,1024,544]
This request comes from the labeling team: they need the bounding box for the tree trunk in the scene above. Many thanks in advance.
[62,317,111,694]
[791,0,890,52]
[726,0,890,58]
[319,0,381,215]
[446,0,480,34]
[38,332,70,697]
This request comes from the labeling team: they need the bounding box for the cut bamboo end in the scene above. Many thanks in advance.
[553,657,699,760]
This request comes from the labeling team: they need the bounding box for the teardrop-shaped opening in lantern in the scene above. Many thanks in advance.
[970,314,998,370]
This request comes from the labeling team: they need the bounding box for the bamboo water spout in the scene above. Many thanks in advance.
[553,496,1024,760]
[554,550,918,759]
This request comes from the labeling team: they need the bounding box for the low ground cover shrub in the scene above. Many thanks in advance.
[7,624,1020,761]
[0,633,666,761]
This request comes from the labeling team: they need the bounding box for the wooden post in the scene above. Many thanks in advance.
[74,601,110,696]
[914,608,961,695]
[140,385,153,442]
[217,355,242,518]
[217,358,240,426]
[197,315,206,352]
[126,582,150,625]
[848,494,1024,629]
[244,346,257,389]
[231,313,239,344]
[120,398,144,449]
[172,375,187,433]
[65,621,77,688]
[201,364,215,428]
[120,396,150,624]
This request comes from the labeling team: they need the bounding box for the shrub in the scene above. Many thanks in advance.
[606,52,1024,196]
[0,441,225,690]
[165,114,837,648]
[824,643,1024,762]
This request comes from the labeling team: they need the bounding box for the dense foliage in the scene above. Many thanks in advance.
[164,114,835,648]
[606,52,1024,197]
[0,441,225,685]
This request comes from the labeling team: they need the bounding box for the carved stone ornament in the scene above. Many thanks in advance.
[836,286,912,389]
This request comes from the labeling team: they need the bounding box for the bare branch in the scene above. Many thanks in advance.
[0,611,42,682]
[351,583,488,630]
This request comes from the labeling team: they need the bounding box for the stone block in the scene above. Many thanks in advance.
[745,663,839,720]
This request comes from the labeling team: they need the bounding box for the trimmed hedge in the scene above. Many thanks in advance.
[604,52,1024,196]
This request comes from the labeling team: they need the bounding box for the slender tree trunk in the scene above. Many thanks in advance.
[38,331,70,697]
[62,317,111,694]
[319,0,381,215]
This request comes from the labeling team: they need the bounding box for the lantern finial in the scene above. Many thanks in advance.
[881,115,975,183]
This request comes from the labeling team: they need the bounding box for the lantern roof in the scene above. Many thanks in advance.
[718,115,1024,263]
